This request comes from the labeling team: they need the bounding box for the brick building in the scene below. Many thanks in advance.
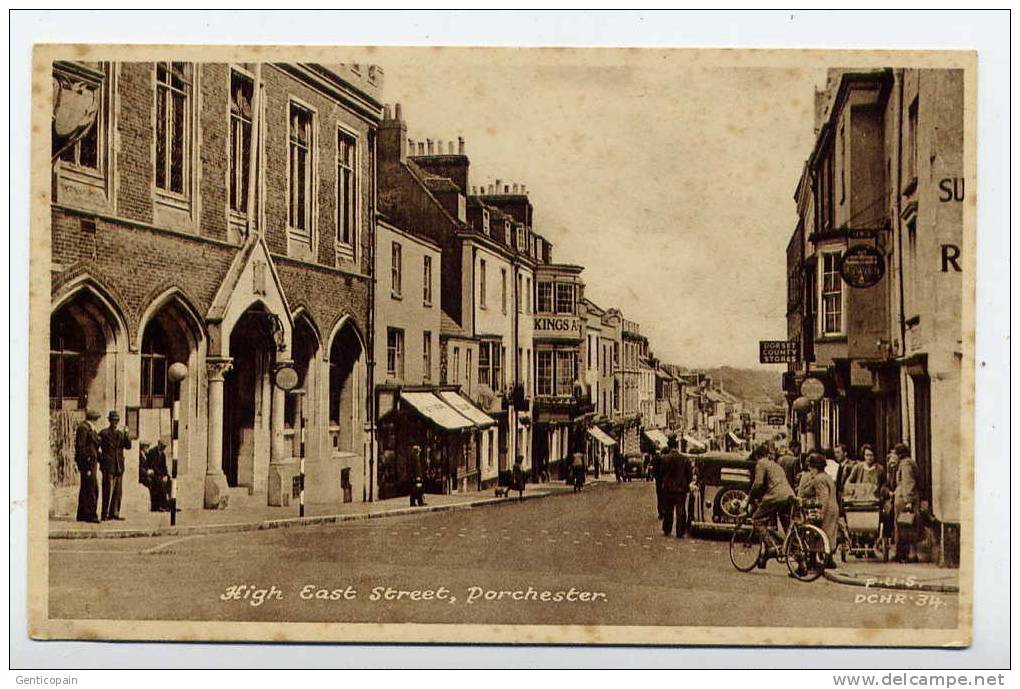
[49,61,381,515]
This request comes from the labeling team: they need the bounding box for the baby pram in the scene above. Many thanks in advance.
[840,481,890,562]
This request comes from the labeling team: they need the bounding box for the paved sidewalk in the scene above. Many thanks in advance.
[823,559,960,593]
[49,478,604,539]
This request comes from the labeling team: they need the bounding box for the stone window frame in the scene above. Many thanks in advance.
[286,95,319,260]
[53,61,115,214]
[227,64,257,241]
[334,121,360,264]
[152,61,201,233]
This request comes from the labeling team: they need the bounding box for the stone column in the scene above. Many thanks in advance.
[271,382,288,463]
[204,357,233,509]
[267,360,293,506]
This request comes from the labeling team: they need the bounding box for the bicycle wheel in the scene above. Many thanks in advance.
[729,523,762,572]
[784,524,828,582]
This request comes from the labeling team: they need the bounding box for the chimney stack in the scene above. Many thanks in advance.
[417,141,425,156]
[426,139,433,155]
[512,183,519,194]
[521,184,527,194]
[447,140,454,154]
[495,179,502,195]
[458,136,465,155]
[394,102,402,121]
[378,102,408,163]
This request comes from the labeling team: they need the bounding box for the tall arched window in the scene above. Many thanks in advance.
[140,320,171,408]
[50,310,86,410]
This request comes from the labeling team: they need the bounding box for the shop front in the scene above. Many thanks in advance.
[376,387,494,499]
[586,425,616,476]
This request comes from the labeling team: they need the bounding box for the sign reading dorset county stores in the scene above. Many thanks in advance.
[759,340,799,364]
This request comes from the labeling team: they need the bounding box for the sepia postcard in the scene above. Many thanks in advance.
[28,44,976,647]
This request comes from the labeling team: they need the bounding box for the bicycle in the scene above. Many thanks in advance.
[729,497,830,582]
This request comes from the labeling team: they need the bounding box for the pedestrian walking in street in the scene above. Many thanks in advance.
[409,445,427,507]
[659,435,692,539]
[797,453,839,567]
[571,452,586,492]
[98,410,131,521]
[144,439,172,512]
[651,447,664,519]
[892,443,922,563]
[511,455,526,498]
[74,409,101,523]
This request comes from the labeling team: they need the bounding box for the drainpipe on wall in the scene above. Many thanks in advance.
[366,128,378,502]
[895,70,911,449]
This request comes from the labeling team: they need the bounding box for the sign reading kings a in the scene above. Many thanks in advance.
[534,316,582,340]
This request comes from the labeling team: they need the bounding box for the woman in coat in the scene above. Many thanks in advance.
[797,453,839,564]
[893,443,921,563]
[846,444,885,499]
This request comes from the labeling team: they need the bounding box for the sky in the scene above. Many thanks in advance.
[376,49,829,369]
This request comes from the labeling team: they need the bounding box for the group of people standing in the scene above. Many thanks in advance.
[768,438,924,564]
[75,409,172,523]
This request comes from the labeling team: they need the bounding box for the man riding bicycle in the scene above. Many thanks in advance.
[741,444,796,568]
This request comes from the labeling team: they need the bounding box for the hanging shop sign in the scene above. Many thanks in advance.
[759,340,799,364]
[840,244,886,289]
[799,377,826,401]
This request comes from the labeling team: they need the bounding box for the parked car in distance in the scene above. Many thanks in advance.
[621,453,647,482]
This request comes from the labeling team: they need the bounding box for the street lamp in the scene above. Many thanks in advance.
[167,362,189,527]
[273,364,303,516]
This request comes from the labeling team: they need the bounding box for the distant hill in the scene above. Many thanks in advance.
[705,367,785,408]
[670,365,785,409]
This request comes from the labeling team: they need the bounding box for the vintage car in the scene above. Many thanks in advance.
[686,451,754,529]
[620,453,648,481]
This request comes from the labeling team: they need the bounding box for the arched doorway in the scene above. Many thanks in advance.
[49,285,125,488]
[223,304,280,489]
[328,320,365,501]
[137,294,204,476]
[286,313,319,436]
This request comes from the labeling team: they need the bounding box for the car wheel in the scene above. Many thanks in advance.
[716,488,749,522]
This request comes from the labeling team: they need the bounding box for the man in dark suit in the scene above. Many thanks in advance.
[650,449,664,519]
[659,435,693,538]
[74,409,102,523]
[143,439,171,512]
[408,445,426,507]
[98,410,131,521]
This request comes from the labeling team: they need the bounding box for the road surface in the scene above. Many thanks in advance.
[49,480,957,629]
